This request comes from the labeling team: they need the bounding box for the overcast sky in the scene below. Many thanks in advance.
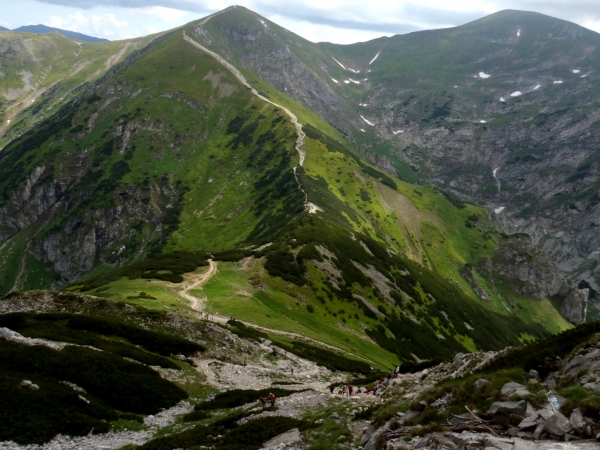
[3,0,600,44]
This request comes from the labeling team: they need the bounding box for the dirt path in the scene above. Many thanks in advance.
[183,29,322,214]
[177,259,218,312]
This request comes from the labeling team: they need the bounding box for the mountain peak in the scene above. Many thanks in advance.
[10,24,108,42]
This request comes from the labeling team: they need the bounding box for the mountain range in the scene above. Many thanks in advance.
[0,6,598,370]
[0,24,107,42]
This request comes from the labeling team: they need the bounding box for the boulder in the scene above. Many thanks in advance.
[528,369,539,380]
[489,400,527,416]
[262,428,302,449]
[501,382,526,396]
[483,436,513,450]
[512,438,538,450]
[19,380,32,388]
[413,437,428,449]
[569,408,585,433]
[533,423,545,440]
[544,412,572,436]
[517,415,538,429]
[329,412,340,420]
[473,379,490,391]
[29,384,39,390]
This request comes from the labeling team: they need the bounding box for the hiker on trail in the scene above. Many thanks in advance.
[348,386,354,396]
[268,392,277,406]
[342,385,347,395]
[243,359,247,367]
[329,385,334,394]
[259,396,267,407]
[357,387,362,394]
[366,386,372,394]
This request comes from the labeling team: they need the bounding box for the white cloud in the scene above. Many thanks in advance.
[44,11,128,38]
[127,6,189,23]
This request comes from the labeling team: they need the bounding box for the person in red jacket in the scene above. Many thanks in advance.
[268,392,277,406]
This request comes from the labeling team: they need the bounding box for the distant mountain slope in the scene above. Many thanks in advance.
[11,24,108,42]
[0,26,9,32]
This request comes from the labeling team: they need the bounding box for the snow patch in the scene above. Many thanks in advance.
[573,69,580,74]
[360,128,365,132]
[344,80,350,84]
[454,85,458,88]
[369,51,381,65]
[480,120,487,123]
[581,74,589,78]
[500,97,506,102]
[331,78,338,83]
[306,202,322,214]
[511,91,522,97]
[259,20,267,28]
[348,78,360,84]
[493,167,498,177]
[393,130,404,135]
[534,85,541,90]
[360,115,375,126]
[479,72,491,79]
[6,120,10,124]
[554,80,563,84]
[359,103,368,106]
[348,68,360,73]
[494,206,505,214]
[517,30,521,37]
[363,78,368,81]
[332,57,346,70]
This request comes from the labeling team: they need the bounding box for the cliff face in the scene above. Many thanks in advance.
[473,237,588,324]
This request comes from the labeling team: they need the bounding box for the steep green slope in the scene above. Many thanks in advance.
[0,8,574,369]
[0,31,303,294]
[0,31,157,148]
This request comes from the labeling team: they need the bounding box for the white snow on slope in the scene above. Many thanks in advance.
[260,20,267,27]
[581,74,589,78]
[454,85,458,88]
[332,57,346,70]
[517,30,521,37]
[369,51,381,65]
[348,68,360,73]
[360,129,365,132]
[331,78,338,83]
[359,103,368,106]
[573,69,580,74]
[349,78,360,84]
[6,120,10,124]
[494,206,505,214]
[361,115,375,126]
[534,85,541,90]
[500,97,506,102]
[511,91,522,97]
[344,80,350,84]
[479,72,491,78]
[393,130,404,135]
[554,80,563,84]
[480,120,487,123]
[493,167,498,177]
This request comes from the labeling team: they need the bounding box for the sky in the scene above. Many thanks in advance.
[2,0,600,44]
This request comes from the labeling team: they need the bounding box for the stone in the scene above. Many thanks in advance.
[517,416,538,429]
[262,428,302,449]
[474,379,490,391]
[414,438,428,449]
[528,369,539,379]
[512,439,538,450]
[525,403,536,417]
[483,436,513,450]
[508,427,519,437]
[585,425,592,436]
[533,423,545,440]
[544,412,572,436]
[501,382,526,396]
[329,412,340,420]
[569,408,585,433]
[449,413,472,425]
[489,400,527,416]
[516,432,534,439]
[29,384,39,390]
[538,409,554,420]
[596,431,600,441]
[19,380,32,388]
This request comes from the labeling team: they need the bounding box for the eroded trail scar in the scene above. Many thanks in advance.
[179,259,218,312]
[183,31,320,213]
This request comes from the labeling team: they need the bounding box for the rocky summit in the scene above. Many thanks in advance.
[1,5,600,450]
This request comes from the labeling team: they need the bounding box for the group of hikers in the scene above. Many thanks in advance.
[258,392,277,407]
[328,366,402,396]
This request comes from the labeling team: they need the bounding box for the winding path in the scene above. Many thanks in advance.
[183,30,321,213]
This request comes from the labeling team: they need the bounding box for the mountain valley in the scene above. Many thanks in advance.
[1,5,600,449]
